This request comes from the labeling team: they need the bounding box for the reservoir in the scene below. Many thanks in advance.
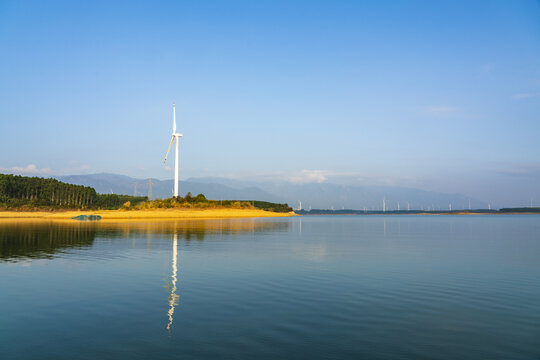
[1,215,539,359]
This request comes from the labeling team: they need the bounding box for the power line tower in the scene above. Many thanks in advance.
[148,178,153,200]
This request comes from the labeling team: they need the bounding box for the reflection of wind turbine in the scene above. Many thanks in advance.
[164,103,183,197]
[166,233,179,333]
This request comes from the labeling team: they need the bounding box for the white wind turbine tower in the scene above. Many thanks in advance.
[164,103,183,198]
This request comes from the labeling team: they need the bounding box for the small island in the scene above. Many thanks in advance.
[0,174,295,220]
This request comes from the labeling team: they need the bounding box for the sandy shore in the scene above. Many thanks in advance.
[0,208,297,220]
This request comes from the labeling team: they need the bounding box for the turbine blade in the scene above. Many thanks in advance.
[164,136,175,163]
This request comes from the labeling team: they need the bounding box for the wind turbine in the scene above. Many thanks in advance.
[164,103,183,198]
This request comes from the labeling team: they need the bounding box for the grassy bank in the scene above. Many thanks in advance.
[0,208,296,220]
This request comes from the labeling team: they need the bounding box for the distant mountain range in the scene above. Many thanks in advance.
[56,173,486,210]
[57,173,278,203]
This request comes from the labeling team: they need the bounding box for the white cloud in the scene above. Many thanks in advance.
[289,169,329,184]
[64,160,91,174]
[0,164,54,176]
[512,93,540,99]
[188,169,425,188]
[0,162,92,176]
[420,106,461,115]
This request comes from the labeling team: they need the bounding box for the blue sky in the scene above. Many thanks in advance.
[1,0,539,206]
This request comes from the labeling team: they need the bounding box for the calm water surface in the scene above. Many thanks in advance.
[1,215,539,359]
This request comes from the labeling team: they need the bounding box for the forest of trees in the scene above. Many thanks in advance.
[0,174,292,212]
[0,174,147,209]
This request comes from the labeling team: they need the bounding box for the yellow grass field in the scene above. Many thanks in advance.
[0,208,296,220]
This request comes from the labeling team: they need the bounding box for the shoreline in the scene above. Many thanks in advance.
[0,208,297,220]
[296,212,540,216]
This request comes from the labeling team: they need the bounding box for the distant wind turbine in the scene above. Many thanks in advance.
[164,103,183,198]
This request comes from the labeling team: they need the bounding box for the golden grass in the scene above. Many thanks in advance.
[0,208,296,220]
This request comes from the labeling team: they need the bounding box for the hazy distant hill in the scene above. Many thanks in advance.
[56,173,281,202]
[56,173,485,210]
[189,177,486,210]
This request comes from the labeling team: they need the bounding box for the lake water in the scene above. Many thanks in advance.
[1,215,539,359]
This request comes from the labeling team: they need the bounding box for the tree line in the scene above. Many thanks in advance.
[0,174,291,212]
[141,192,293,213]
[0,174,147,209]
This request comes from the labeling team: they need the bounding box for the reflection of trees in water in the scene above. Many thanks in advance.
[0,219,290,261]
[0,222,97,262]
[94,219,290,241]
